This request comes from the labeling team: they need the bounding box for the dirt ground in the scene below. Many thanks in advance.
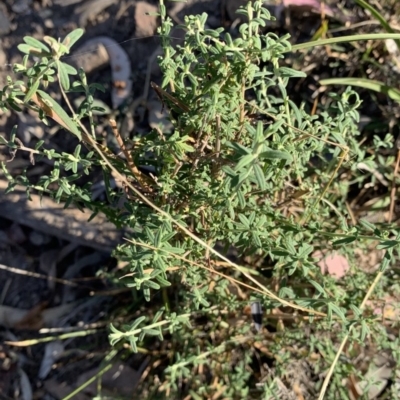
[1,0,399,399]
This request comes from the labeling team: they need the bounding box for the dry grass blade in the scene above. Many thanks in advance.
[4,328,100,347]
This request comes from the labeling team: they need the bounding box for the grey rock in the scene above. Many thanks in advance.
[0,8,11,36]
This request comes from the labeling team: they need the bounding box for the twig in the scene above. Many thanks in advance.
[109,118,153,190]
[8,137,39,164]
[0,263,80,288]
[150,81,190,112]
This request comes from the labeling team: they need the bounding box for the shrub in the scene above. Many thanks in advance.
[1,1,399,398]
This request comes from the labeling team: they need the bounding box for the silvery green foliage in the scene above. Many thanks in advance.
[1,0,399,398]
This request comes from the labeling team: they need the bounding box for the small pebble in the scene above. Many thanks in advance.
[12,0,32,14]
[29,231,51,246]
[0,9,11,36]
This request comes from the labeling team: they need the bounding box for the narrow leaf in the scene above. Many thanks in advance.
[235,154,255,172]
[278,67,307,78]
[238,214,250,228]
[292,33,400,52]
[253,163,266,190]
[259,150,292,162]
[130,316,146,330]
[377,240,398,250]
[328,303,346,321]
[332,236,357,246]
[57,61,70,91]
[309,280,326,295]
[35,89,81,139]
[144,280,161,290]
[355,0,400,48]
[155,275,171,287]
[24,80,40,103]
[129,337,138,352]
[320,78,400,102]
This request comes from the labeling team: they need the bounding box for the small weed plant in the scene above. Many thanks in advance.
[1,1,400,398]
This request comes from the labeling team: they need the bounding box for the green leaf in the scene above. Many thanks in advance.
[271,248,290,256]
[90,82,106,93]
[285,240,296,255]
[237,190,246,208]
[292,33,400,52]
[360,320,370,342]
[129,336,138,352]
[62,28,85,50]
[320,78,400,103]
[155,275,171,287]
[259,150,292,162]
[143,328,162,337]
[355,0,400,49]
[138,330,146,342]
[309,280,326,295]
[130,316,146,330]
[23,36,50,52]
[178,141,195,152]
[144,226,155,242]
[59,179,71,195]
[238,214,250,228]
[152,310,164,323]
[36,90,81,139]
[252,231,262,247]
[332,236,357,246]
[189,391,203,400]
[57,61,70,91]
[253,163,266,190]
[18,44,46,57]
[359,219,376,232]
[60,62,78,75]
[161,245,185,255]
[74,144,81,158]
[6,100,23,112]
[328,303,346,321]
[35,140,45,150]
[278,67,307,78]
[235,153,255,172]
[298,243,313,258]
[144,280,161,290]
[349,304,362,317]
[377,240,398,250]
[24,80,40,103]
